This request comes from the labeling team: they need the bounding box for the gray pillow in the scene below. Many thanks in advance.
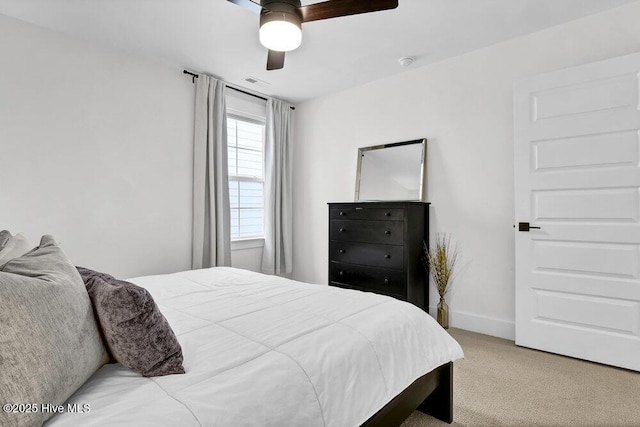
[0,232,32,268]
[77,267,185,377]
[0,236,108,427]
[0,229,12,249]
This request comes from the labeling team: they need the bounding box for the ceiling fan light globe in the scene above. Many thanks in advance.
[259,20,302,52]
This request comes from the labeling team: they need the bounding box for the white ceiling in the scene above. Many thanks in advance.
[0,0,636,103]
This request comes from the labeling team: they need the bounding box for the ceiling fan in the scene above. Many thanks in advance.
[227,0,399,70]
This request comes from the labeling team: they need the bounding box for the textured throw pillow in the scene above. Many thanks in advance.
[0,232,32,267]
[76,267,185,377]
[0,236,108,427]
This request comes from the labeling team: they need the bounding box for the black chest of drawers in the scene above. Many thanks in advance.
[328,202,429,311]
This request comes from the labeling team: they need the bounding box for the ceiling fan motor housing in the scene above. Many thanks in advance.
[260,0,302,10]
[260,1,303,29]
[259,1,303,52]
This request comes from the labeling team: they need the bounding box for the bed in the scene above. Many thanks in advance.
[39,267,462,426]
[0,233,462,427]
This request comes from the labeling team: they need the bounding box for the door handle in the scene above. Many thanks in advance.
[517,222,541,232]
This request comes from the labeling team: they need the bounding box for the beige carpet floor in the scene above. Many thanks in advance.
[401,328,640,427]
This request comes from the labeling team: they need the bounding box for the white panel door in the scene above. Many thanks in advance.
[514,52,640,371]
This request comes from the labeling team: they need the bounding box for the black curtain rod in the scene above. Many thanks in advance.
[183,70,199,83]
[183,70,294,110]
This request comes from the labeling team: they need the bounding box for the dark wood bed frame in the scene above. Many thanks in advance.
[361,361,453,426]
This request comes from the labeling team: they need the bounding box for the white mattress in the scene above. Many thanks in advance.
[46,267,463,427]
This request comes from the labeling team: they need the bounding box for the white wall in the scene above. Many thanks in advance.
[292,2,640,339]
[0,13,194,278]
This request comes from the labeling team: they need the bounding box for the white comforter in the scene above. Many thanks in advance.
[47,267,463,427]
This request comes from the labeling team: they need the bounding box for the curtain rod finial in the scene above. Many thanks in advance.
[183,70,198,84]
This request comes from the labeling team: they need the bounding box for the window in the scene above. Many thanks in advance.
[227,115,265,240]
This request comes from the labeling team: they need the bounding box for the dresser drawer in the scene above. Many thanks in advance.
[330,241,403,270]
[330,208,404,221]
[329,262,405,296]
[329,281,405,300]
[330,220,404,245]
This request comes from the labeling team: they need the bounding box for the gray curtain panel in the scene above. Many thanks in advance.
[261,99,294,275]
[192,75,231,269]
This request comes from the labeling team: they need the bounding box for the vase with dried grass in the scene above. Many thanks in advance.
[423,233,459,329]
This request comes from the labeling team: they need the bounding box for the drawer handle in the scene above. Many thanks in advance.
[339,228,346,232]
[384,254,391,259]
[385,212,391,217]
[339,211,346,216]
[339,249,346,254]
[384,229,391,235]
[339,270,345,276]
[384,278,389,284]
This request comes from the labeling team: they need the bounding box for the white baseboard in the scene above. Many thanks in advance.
[428,306,515,341]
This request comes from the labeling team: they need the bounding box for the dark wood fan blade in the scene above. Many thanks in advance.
[300,0,398,23]
[267,50,285,70]
[227,0,263,14]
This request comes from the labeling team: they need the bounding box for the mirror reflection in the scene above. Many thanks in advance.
[355,139,427,201]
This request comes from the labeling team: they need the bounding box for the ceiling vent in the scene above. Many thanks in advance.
[244,76,271,87]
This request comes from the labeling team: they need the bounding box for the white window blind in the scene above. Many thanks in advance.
[227,116,265,240]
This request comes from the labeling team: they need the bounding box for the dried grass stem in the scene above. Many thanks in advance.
[426,233,459,298]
